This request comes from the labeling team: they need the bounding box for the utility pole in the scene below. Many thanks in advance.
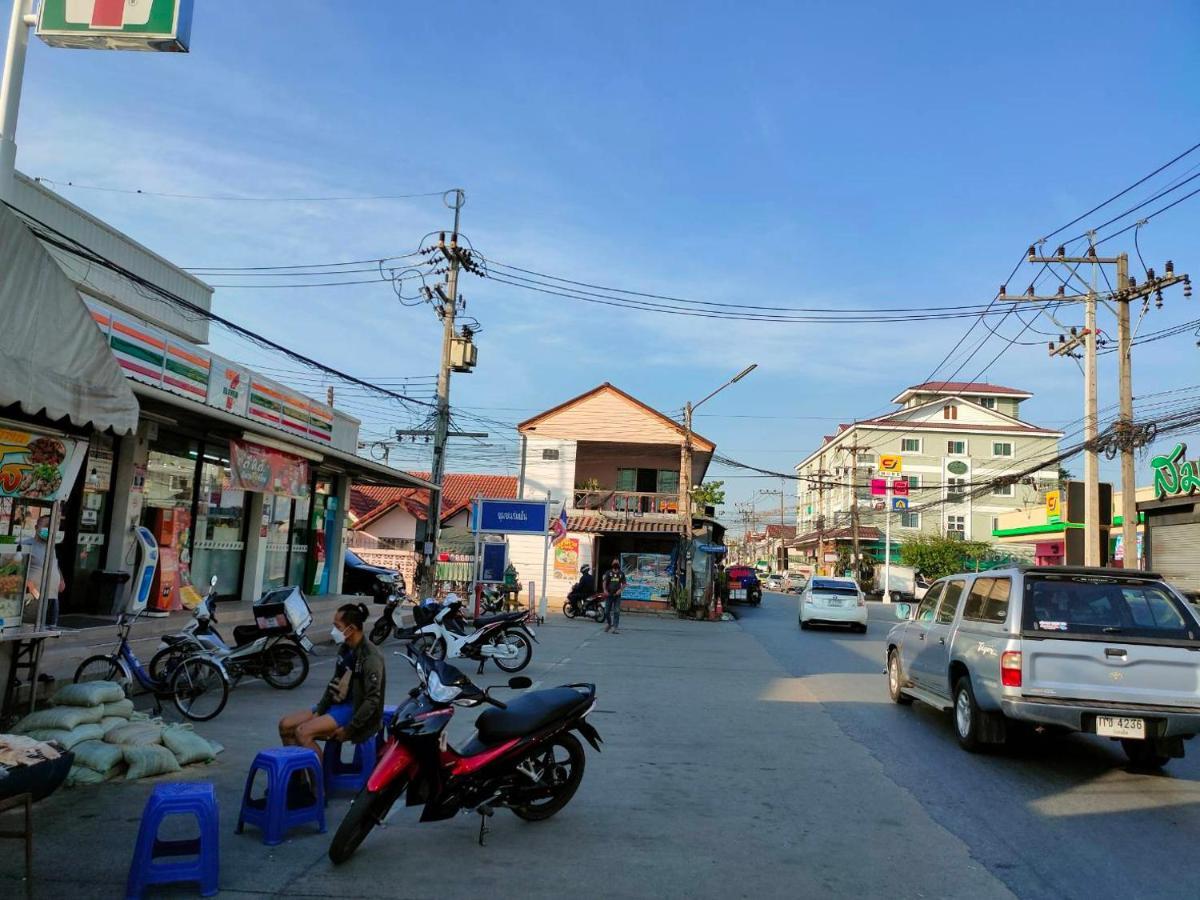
[839,440,863,584]
[0,0,35,205]
[1014,243,1189,568]
[814,468,829,576]
[421,190,474,597]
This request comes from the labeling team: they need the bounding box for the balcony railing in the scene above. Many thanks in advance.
[573,489,680,515]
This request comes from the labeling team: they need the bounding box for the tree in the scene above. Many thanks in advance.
[691,480,726,509]
[898,535,992,582]
[1058,465,1073,490]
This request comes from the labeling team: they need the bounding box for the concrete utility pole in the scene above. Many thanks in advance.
[839,441,863,583]
[422,191,466,596]
[1015,243,1189,568]
[814,469,829,576]
[0,0,35,205]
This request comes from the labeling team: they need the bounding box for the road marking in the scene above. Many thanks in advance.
[560,657,571,664]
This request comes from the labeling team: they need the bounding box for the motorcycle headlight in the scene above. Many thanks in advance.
[376,573,396,584]
[427,670,462,703]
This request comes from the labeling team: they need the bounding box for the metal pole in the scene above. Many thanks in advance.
[540,491,550,620]
[1116,253,1138,568]
[422,193,464,596]
[0,0,34,205]
[1083,284,1101,566]
[681,401,693,612]
[883,482,892,603]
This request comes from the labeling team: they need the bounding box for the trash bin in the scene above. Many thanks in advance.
[91,570,132,616]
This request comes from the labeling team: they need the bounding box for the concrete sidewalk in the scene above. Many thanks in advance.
[1,610,1012,899]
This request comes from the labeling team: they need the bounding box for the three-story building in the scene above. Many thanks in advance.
[793,382,1062,570]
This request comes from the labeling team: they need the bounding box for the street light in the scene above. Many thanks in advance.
[680,363,757,617]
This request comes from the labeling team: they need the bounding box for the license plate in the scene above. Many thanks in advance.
[1096,716,1145,739]
[731,590,746,599]
[829,599,843,607]
[299,636,314,652]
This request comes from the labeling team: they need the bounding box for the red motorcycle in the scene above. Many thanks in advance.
[328,649,602,863]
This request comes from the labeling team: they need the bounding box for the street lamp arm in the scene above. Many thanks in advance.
[691,363,757,413]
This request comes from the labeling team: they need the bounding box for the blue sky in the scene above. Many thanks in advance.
[7,1,1200,525]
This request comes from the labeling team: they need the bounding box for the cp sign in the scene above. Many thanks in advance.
[879,454,903,474]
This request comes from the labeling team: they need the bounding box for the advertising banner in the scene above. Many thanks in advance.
[480,543,508,583]
[229,440,311,498]
[553,538,580,580]
[0,423,87,502]
[620,552,672,601]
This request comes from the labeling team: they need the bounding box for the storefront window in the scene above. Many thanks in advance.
[191,447,246,600]
[288,494,311,587]
[140,434,199,612]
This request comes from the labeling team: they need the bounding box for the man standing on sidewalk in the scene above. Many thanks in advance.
[602,558,627,634]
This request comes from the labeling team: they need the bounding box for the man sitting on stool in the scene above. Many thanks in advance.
[278,602,386,759]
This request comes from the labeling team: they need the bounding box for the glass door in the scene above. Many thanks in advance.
[287,494,311,587]
[263,495,292,590]
[191,447,247,601]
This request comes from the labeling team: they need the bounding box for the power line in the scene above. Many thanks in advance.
[32,177,453,203]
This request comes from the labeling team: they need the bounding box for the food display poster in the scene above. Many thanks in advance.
[0,422,86,502]
[553,538,579,580]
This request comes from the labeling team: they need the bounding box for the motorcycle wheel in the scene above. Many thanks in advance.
[262,642,310,690]
[590,604,607,623]
[562,600,578,619]
[369,617,393,646]
[148,645,190,684]
[411,634,445,660]
[511,732,586,821]
[492,629,532,673]
[329,781,406,865]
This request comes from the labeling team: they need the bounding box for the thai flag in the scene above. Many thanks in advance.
[550,506,568,544]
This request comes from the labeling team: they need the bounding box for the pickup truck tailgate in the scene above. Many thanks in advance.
[1024,638,1200,707]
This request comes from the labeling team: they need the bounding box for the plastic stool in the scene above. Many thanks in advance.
[235,748,325,846]
[376,706,400,753]
[323,737,378,794]
[125,782,219,899]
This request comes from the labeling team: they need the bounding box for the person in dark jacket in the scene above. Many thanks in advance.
[278,602,386,754]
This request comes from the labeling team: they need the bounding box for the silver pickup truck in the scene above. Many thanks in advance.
[885,565,1200,768]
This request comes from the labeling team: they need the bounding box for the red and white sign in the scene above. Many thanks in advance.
[870,478,888,496]
[892,479,909,497]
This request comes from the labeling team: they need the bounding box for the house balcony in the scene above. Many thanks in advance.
[573,489,681,517]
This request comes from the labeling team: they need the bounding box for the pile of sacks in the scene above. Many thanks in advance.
[9,681,222,787]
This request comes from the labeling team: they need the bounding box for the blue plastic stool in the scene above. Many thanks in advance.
[323,737,378,794]
[125,782,219,899]
[235,748,325,846]
[376,705,399,753]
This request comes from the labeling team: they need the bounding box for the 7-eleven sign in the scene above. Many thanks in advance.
[38,0,193,52]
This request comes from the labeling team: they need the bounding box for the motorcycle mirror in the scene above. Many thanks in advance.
[507,676,532,690]
[210,575,218,587]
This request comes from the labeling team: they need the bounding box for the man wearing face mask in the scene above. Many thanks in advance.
[21,514,64,627]
[278,602,386,765]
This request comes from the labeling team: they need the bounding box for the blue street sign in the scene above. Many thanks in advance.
[472,498,550,534]
[892,497,909,511]
[480,543,508,582]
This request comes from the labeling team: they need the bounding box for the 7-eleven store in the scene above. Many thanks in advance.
[3,173,431,624]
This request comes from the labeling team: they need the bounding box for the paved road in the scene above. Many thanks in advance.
[738,591,1200,900]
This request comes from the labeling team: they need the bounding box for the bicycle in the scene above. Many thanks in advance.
[73,614,230,722]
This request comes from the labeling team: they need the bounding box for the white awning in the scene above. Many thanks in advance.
[0,204,139,434]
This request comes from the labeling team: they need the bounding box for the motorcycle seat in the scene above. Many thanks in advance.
[475,688,588,744]
[472,611,526,628]
[232,624,262,647]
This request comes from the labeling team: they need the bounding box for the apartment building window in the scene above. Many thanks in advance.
[946,515,966,539]
[943,404,958,420]
[905,475,920,489]
[992,441,1013,457]
[991,483,1013,497]
[978,397,997,409]
[857,453,875,467]
[947,477,967,503]
[991,516,1000,533]
[947,440,967,455]
[901,438,921,453]
[900,511,921,529]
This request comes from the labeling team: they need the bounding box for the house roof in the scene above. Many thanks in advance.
[892,381,1033,404]
[791,526,883,546]
[517,382,715,452]
[351,473,518,529]
[567,515,688,535]
[764,524,796,539]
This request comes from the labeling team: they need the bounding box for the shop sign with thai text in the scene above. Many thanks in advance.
[1151,443,1200,500]
[0,421,86,502]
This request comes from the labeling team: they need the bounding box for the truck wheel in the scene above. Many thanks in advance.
[953,676,983,752]
[1122,739,1172,770]
[887,650,912,705]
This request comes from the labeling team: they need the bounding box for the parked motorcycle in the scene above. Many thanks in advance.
[151,580,313,690]
[328,648,602,864]
[408,596,536,674]
[479,587,506,615]
[368,588,411,646]
[562,567,606,621]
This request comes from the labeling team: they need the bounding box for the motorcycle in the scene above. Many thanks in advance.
[408,597,536,674]
[479,587,506,615]
[328,648,602,864]
[151,580,313,690]
[562,567,606,621]
[369,588,411,646]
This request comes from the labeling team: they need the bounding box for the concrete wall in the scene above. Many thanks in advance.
[365,506,419,542]
[574,442,682,489]
[521,436,575,508]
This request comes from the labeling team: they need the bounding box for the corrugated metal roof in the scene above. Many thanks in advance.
[567,515,687,535]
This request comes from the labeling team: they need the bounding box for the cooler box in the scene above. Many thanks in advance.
[253,586,313,636]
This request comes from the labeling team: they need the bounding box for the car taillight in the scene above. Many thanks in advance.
[857,595,865,607]
[1001,651,1022,687]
